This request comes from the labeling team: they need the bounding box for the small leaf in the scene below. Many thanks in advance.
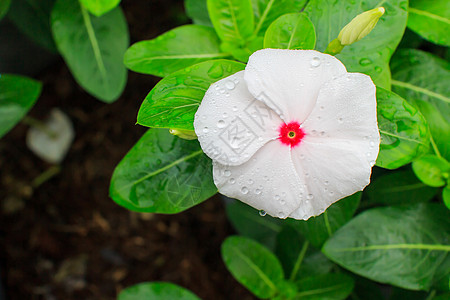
[124,25,228,77]
[412,155,450,187]
[221,236,284,299]
[137,59,245,131]
[118,282,200,300]
[407,0,450,46]
[391,49,450,161]
[376,87,430,169]
[8,0,56,51]
[226,200,283,250]
[294,274,355,300]
[322,203,450,290]
[365,169,437,205]
[444,186,450,210]
[109,129,217,213]
[251,0,302,36]
[207,0,254,43]
[185,0,212,26]
[51,0,129,102]
[0,0,10,20]
[0,74,42,139]
[264,13,316,50]
[79,0,121,17]
[288,193,361,248]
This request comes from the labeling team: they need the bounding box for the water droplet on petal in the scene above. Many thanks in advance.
[232,106,238,112]
[203,127,209,133]
[259,210,267,217]
[223,112,228,118]
[247,179,254,185]
[217,120,226,128]
[225,80,235,90]
[310,57,321,67]
[229,178,235,184]
[369,141,375,147]
[324,180,329,185]
[278,212,286,218]
[255,189,262,195]
[224,170,231,177]
[241,186,249,194]
[307,194,314,200]
[280,199,286,205]
[338,118,344,124]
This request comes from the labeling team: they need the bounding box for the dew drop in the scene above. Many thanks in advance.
[232,106,238,112]
[324,180,329,185]
[217,120,226,128]
[229,178,236,184]
[259,210,267,217]
[320,105,325,110]
[369,141,375,147]
[225,80,235,90]
[366,152,371,157]
[299,154,305,159]
[223,112,228,118]
[255,189,262,195]
[275,195,280,201]
[359,58,372,66]
[224,170,231,177]
[278,212,286,218]
[338,117,344,124]
[241,186,249,194]
[320,131,326,136]
[369,160,376,165]
[280,199,286,205]
[203,127,209,133]
[306,194,314,200]
[310,57,321,67]
[247,179,254,185]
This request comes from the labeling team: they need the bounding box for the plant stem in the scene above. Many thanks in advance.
[289,241,309,281]
[32,165,61,188]
[22,116,58,139]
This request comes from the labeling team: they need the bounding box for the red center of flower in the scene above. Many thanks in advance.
[279,121,305,148]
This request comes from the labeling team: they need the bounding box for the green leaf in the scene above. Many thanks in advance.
[221,236,284,299]
[0,74,42,139]
[275,226,333,281]
[0,0,10,20]
[207,0,254,44]
[80,0,120,17]
[407,0,450,46]
[322,203,450,291]
[288,193,361,249]
[263,13,316,50]
[137,59,245,131]
[304,0,408,89]
[391,49,450,161]
[118,282,200,300]
[294,274,355,300]
[109,129,217,213]
[376,87,430,169]
[51,0,129,103]
[185,0,212,26]
[365,169,437,205]
[226,200,283,250]
[8,0,57,51]
[251,0,302,36]
[444,186,450,210]
[412,155,450,187]
[124,25,228,77]
[388,288,428,300]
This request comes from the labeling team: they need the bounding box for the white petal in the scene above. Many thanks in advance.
[213,141,304,219]
[288,73,380,220]
[244,49,347,123]
[194,71,282,166]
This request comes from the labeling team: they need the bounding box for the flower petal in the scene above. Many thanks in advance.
[213,141,304,219]
[244,49,347,123]
[194,71,281,166]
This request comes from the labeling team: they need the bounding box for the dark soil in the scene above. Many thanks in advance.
[0,1,254,299]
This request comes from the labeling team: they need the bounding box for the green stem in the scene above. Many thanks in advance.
[32,165,61,188]
[289,241,309,281]
[324,38,345,56]
[22,116,58,139]
[324,211,332,237]
[429,134,442,159]
[425,290,436,300]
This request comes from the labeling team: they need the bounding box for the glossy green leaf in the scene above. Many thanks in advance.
[412,155,450,187]
[137,59,245,131]
[207,0,254,44]
[0,74,42,139]
[185,0,212,26]
[220,36,263,62]
[365,169,437,205]
[391,49,450,161]
[110,129,217,213]
[0,0,10,20]
[221,236,284,299]
[8,0,56,51]
[251,0,302,36]
[444,186,450,210]
[264,13,316,50]
[124,25,227,77]
[294,274,354,300]
[80,0,120,17]
[435,293,450,300]
[288,193,361,249]
[226,200,282,250]
[51,0,128,103]
[118,282,200,300]
[407,0,450,46]
[275,226,333,281]
[323,204,450,290]
[376,87,430,169]
[304,0,408,89]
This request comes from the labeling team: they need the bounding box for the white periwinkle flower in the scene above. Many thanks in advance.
[194,49,380,220]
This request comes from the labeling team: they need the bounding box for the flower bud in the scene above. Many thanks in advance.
[338,7,385,45]
[169,129,197,140]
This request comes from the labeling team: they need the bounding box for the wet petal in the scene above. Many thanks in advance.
[213,141,304,218]
[194,71,281,166]
[244,49,347,123]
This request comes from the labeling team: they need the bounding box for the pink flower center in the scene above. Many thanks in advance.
[279,121,305,148]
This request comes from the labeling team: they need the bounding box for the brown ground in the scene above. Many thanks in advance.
[0,1,254,299]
